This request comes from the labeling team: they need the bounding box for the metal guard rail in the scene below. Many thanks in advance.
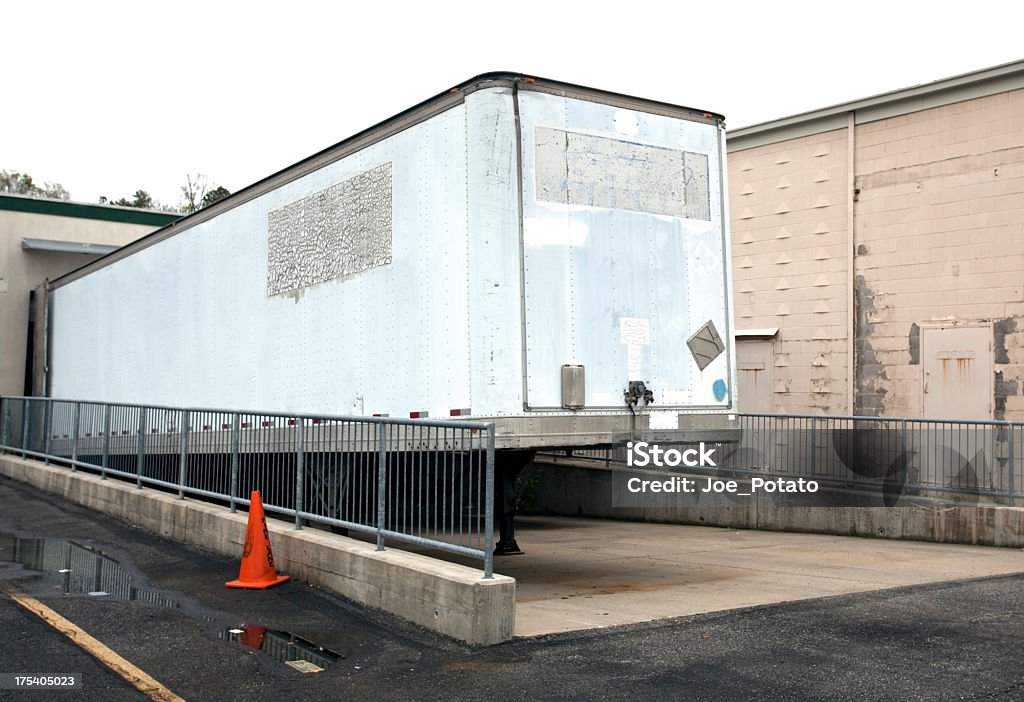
[0,397,497,578]
[571,412,1020,505]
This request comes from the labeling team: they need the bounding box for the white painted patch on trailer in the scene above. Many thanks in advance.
[535,126,710,221]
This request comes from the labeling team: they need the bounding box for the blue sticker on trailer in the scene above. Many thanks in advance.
[712,379,728,402]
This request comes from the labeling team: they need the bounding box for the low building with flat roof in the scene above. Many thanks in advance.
[0,194,179,396]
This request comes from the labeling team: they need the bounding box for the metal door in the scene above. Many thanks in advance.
[921,325,992,420]
[736,340,772,413]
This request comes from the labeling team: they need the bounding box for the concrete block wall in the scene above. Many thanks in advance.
[730,128,851,414]
[853,88,1024,419]
[728,84,1024,419]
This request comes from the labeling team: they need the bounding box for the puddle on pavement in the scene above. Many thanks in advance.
[0,532,354,672]
[0,532,177,606]
[220,625,348,671]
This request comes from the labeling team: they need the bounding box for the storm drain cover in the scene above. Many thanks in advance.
[687,320,725,371]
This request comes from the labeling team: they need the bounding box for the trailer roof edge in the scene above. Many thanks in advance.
[49,73,725,291]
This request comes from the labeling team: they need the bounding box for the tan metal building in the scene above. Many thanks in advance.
[0,195,179,397]
[728,60,1024,421]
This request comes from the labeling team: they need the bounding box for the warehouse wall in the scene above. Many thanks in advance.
[728,72,1024,420]
[853,88,1024,419]
[730,128,850,415]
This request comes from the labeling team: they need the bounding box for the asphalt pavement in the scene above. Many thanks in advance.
[1,474,1022,701]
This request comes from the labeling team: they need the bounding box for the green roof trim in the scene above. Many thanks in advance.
[0,194,181,227]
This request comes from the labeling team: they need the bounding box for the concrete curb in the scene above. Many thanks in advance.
[0,456,516,645]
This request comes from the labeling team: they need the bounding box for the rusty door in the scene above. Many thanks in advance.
[736,340,773,413]
[921,325,992,420]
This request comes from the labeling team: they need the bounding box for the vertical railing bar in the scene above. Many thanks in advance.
[136,407,146,488]
[459,428,465,545]
[1008,422,1015,507]
[809,416,816,481]
[467,428,475,550]
[69,401,80,472]
[21,399,30,459]
[484,425,495,579]
[955,420,960,488]
[0,398,9,450]
[449,430,455,543]
[444,428,451,542]
[376,421,386,551]
[295,417,304,530]
[358,421,364,527]
[230,412,240,512]
[900,418,908,491]
[431,426,438,540]
[359,421,365,530]
[397,423,404,537]
[43,399,53,466]
[178,410,190,499]
[101,404,111,479]
[413,424,419,538]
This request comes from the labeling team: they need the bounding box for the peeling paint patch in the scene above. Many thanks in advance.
[994,316,1024,420]
[266,163,393,297]
[994,370,1018,419]
[994,317,1017,365]
[908,323,920,365]
[856,244,869,256]
[855,276,888,416]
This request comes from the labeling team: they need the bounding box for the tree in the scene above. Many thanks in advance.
[100,190,155,209]
[0,170,70,200]
[180,173,230,214]
[201,185,231,209]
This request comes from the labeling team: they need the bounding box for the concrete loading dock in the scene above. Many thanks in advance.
[498,516,1024,637]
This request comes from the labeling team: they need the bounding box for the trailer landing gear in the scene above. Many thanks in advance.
[494,450,535,556]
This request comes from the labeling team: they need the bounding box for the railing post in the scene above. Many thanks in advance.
[136,408,146,488]
[101,405,111,480]
[809,417,816,480]
[178,410,190,499]
[0,399,9,452]
[21,399,30,459]
[1009,423,1016,507]
[70,401,81,471]
[0,398,8,451]
[294,419,304,530]
[901,418,909,487]
[43,400,53,465]
[230,412,240,513]
[377,423,386,551]
[484,425,495,579]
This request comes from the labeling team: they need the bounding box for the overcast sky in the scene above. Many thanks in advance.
[4,1,1023,210]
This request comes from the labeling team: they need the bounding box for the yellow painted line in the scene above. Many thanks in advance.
[0,580,184,702]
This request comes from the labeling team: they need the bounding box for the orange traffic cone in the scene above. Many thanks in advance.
[226,491,291,589]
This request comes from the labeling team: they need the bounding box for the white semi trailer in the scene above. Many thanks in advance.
[40,74,737,551]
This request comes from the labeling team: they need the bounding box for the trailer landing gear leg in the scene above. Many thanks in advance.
[494,450,535,556]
